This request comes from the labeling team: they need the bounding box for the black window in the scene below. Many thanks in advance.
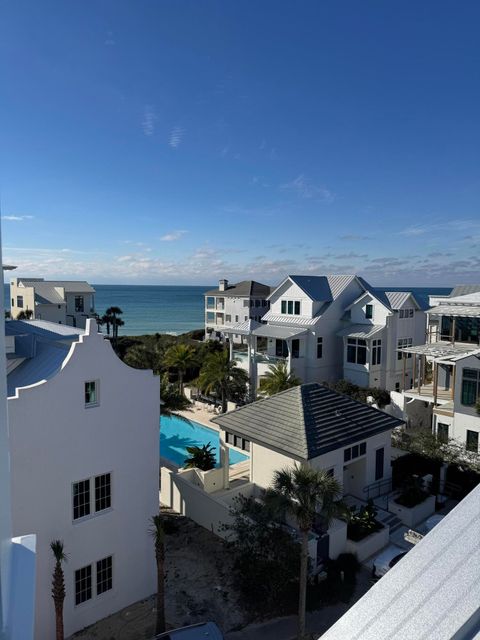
[95,474,111,512]
[437,423,449,443]
[73,479,91,520]
[375,447,385,481]
[344,448,351,462]
[347,338,367,365]
[85,381,98,406]
[291,339,300,359]
[365,304,373,319]
[281,300,287,313]
[461,369,480,406]
[96,556,113,595]
[317,337,323,359]
[242,438,250,452]
[359,442,366,455]
[287,300,293,314]
[276,339,288,358]
[372,339,382,366]
[466,430,479,453]
[351,445,359,459]
[225,315,231,323]
[17,296,24,309]
[294,301,301,315]
[75,565,92,605]
[75,296,84,313]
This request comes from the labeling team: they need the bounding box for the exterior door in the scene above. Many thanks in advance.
[375,447,385,481]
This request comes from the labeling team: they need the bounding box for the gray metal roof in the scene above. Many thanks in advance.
[7,340,71,397]
[218,319,263,335]
[6,320,83,340]
[337,324,385,339]
[31,283,65,305]
[212,383,403,461]
[285,275,357,302]
[384,291,415,309]
[18,278,95,294]
[205,280,272,297]
[261,311,321,326]
[252,325,309,339]
[428,304,480,317]
[320,483,480,640]
[449,284,480,298]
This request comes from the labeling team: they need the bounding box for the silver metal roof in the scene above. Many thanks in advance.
[218,319,263,336]
[320,483,480,640]
[429,305,480,317]
[18,278,95,294]
[261,311,319,326]
[212,383,403,461]
[337,324,385,339]
[252,325,309,339]
[282,274,358,301]
[7,341,71,397]
[384,291,414,309]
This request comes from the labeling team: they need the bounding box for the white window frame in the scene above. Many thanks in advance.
[85,380,99,407]
[72,472,112,524]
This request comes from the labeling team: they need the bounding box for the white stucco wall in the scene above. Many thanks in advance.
[250,442,296,489]
[8,320,159,639]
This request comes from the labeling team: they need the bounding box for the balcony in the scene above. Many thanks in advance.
[232,350,287,366]
[403,382,453,404]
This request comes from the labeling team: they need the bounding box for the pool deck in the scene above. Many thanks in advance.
[176,404,221,431]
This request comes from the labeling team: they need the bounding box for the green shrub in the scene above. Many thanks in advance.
[347,500,383,541]
[395,475,429,508]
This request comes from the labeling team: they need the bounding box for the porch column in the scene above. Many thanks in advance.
[220,440,230,490]
[418,355,422,394]
[413,354,417,390]
[451,364,456,401]
[402,353,406,391]
[433,362,438,406]
[228,337,233,361]
[451,317,456,345]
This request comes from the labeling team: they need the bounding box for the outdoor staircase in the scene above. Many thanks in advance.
[344,494,403,536]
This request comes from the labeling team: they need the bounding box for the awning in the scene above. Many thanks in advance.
[252,325,309,339]
[337,324,384,339]
[428,305,480,318]
[219,319,263,336]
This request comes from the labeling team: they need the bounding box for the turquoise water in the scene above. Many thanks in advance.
[160,414,248,468]
[4,284,452,336]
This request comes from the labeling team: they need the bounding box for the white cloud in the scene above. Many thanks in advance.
[160,230,188,242]
[2,215,34,222]
[141,105,157,136]
[169,126,185,148]
[280,175,334,202]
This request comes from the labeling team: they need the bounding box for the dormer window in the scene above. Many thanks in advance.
[281,300,301,315]
[365,304,373,319]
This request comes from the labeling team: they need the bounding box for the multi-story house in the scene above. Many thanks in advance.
[340,288,426,392]
[0,259,36,639]
[221,275,427,393]
[399,288,480,454]
[10,277,96,328]
[204,279,272,342]
[6,318,159,639]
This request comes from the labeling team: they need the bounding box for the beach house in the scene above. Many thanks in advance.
[204,278,273,343]
[397,287,480,453]
[6,318,159,639]
[10,277,96,328]
[219,275,427,393]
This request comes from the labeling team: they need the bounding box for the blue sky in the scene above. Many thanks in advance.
[1,1,480,286]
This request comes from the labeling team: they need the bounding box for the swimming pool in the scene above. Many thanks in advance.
[160,415,249,468]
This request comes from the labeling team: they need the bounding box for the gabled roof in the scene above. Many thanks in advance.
[212,383,403,461]
[18,279,95,294]
[352,281,422,311]
[204,280,273,297]
[337,324,385,339]
[272,275,358,302]
[449,284,480,298]
[443,291,480,305]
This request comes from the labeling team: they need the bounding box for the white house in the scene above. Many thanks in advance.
[339,289,426,392]
[0,260,36,638]
[221,275,427,393]
[10,277,96,328]
[398,288,480,453]
[161,383,403,564]
[6,318,159,639]
[204,279,273,342]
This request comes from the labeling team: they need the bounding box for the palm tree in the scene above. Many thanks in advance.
[106,306,124,344]
[50,540,67,640]
[101,313,112,335]
[163,344,197,396]
[198,349,249,413]
[150,514,166,635]
[272,466,343,640]
[16,309,33,320]
[160,373,192,422]
[259,362,301,396]
[184,443,216,470]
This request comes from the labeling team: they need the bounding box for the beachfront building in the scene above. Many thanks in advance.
[161,383,403,563]
[221,275,427,393]
[10,277,96,328]
[6,318,159,639]
[0,261,36,639]
[340,288,426,392]
[397,288,480,453]
[204,278,272,343]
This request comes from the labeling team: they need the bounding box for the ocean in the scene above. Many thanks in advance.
[4,283,452,336]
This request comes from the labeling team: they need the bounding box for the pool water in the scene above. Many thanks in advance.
[160,415,249,468]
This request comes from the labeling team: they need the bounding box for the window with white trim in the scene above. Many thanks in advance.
[95,474,112,512]
[225,431,250,452]
[17,295,24,308]
[96,556,113,595]
[85,380,98,406]
[73,479,91,520]
[344,442,367,462]
[75,565,92,605]
[399,308,414,318]
[346,338,367,365]
[280,300,301,315]
[73,473,111,521]
[75,296,84,312]
[397,338,413,360]
[365,304,373,319]
[371,339,382,365]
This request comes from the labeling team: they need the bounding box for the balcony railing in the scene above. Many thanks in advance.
[232,351,287,365]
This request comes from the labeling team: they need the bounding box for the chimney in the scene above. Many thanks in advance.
[218,279,228,292]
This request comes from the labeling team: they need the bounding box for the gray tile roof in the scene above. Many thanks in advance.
[205,280,272,297]
[321,483,480,640]
[212,383,403,461]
